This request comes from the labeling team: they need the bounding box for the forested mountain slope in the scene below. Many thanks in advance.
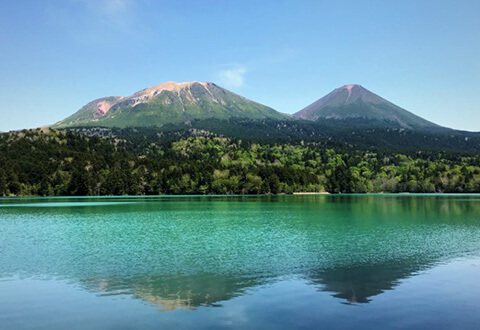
[54,82,287,128]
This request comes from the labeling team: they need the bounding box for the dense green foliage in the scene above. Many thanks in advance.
[154,118,480,153]
[1,128,480,196]
[65,118,480,153]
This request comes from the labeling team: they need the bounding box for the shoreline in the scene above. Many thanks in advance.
[2,192,480,199]
[292,192,331,195]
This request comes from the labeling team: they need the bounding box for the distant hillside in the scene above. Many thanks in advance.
[45,81,480,153]
[294,84,439,129]
[53,82,287,128]
[64,118,480,154]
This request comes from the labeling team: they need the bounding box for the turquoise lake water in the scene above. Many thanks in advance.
[1,195,480,329]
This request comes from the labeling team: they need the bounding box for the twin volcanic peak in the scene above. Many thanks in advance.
[54,81,439,130]
[293,84,439,129]
[54,81,286,128]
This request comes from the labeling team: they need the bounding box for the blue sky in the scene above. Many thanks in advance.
[1,0,479,131]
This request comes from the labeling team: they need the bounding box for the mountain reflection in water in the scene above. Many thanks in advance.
[82,256,434,311]
[1,195,480,312]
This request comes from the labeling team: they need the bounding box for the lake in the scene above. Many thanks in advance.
[1,195,480,329]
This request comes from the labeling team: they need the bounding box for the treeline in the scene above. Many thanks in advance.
[67,118,480,153]
[1,128,480,196]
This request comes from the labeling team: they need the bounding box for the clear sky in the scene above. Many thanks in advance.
[1,0,480,132]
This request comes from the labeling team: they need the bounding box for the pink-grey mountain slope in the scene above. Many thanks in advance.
[294,84,439,128]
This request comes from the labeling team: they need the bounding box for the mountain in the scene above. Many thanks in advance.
[54,81,287,128]
[294,84,440,129]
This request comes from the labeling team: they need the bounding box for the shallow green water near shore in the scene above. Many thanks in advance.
[1,195,480,329]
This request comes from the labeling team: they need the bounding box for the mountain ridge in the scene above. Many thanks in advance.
[53,81,287,128]
[294,84,439,129]
[54,81,446,131]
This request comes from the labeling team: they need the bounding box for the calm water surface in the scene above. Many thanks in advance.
[1,195,480,329]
